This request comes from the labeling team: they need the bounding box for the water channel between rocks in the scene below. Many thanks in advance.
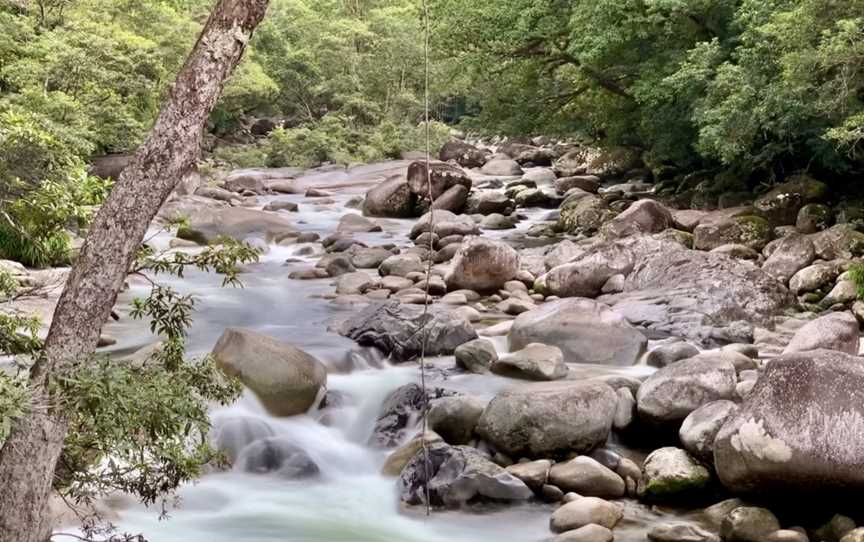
[95,162,688,542]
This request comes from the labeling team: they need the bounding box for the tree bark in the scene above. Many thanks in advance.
[0,0,270,539]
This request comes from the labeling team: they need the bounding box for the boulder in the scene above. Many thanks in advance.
[363,177,416,218]
[601,200,674,239]
[381,432,443,477]
[555,175,601,195]
[466,191,514,215]
[783,311,859,355]
[553,524,614,542]
[636,355,737,424]
[646,342,701,368]
[714,349,864,496]
[491,343,569,381]
[336,213,381,233]
[476,381,618,457]
[431,184,469,213]
[370,384,449,448]
[335,271,376,295]
[679,400,739,462]
[378,254,425,277]
[210,416,275,466]
[481,159,523,177]
[508,298,647,367]
[538,242,634,298]
[183,207,295,243]
[337,300,477,361]
[454,338,498,374]
[236,437,319,479]
[410,209,479,239]
[761,234,816,284]
[549,497,624,533]
[797,203,833,234]
[439,140,487,168]
[639,447,712,501]
[648,523,720,542]
[559,194,614,234]
[212,328,327,417]
[548,456,626,498]
[811,224,864,260]
[693,216,772,251]
[522,168,557,185]
[427,396,485,445]
[754,175,828,226]
[721,507,781,542]
[444,237,520,293]
[398,443,532,507]
[407,161,472,200]
[505,459,551,490]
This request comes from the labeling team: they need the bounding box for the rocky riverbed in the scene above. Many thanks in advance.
[17,138,864,541]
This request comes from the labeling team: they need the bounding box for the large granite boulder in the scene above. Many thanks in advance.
[714,349,864,496]
[754,175,828,226]
[444,237,520,293]
[476,381,618,457]
[783,312,860,355]
[537,242,635,298]
[559,193,614,234]
[407,161,472,200]
[398,443,532,507]
[181,207,295,243]
[439,140,487,168]
[601,200,674,239]
[213,328,327,417]
[693,216,772,251]
[508,298,647,367]
[336,300,477,361]
[363,177,416,218]
[761,234,815,285]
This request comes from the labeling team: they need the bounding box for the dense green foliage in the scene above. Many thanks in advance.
[433,0,864,178]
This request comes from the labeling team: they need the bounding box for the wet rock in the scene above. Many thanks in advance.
[601,200,674,239]
[410,210,479,239]
[761,234,815,284]
[210,416,275,466]
[639,447,711,501]
[455,338,498,374]
[497,296,535,315]
[263,200,299,212]
[431,184,469,213]
[439,140,487,168]
[754,175,829,226]
[236,437,320,479]
[213,328,327,417]
[648,523,720,542]
[476,381,618,457]
[549,497,624,532]
[555,175,601,194]
[380,275,414,292]
[427,396,485,445]
[714,349,864,496]
[721,506,781,542]
[335,271,376,295]
[553,524,614,542]
[378,253,425,277]
[613,387,635,430]
[325,255,356,277]
[647,342,701,368]
[398,443,532,507]
[363,177,416,218]
[679,400,738,462]
[337,213,382,233]
[445,237,520,293]
[337,300,477,361]
[350,247,392,269]
[636,355,737,424]
[491,343,568,381]
[548,456,625,498]
[522,167,557,185]
[481,213,516,230]
[481,159,523,177]
[466,191,513,215]
[783,311,859,355]
[711,244,760,261]
[381,432,443,476]
[509,298,647,367]
[371,384,449,448]
[505,459,551,490]
[538,242,634,298]
[183,207,295,243]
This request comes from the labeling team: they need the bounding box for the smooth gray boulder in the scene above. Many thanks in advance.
[491,343,568,381]
[337,300,477,361]
[476,381,618,457]
[721,506,781,542]
[549,497,624,533]
[454,338,498,374]
[639,447,712,501]
[783,311,859,355]
[398,443,532,507]
[427,396,485,445]
[363,177,416,218]
[236,437,320,479]
[553,524,614,542]
[509,298,647,367]
[637,355,737,424]
[714,349,864,496]
[679,400,739,462]
[548,456,626,498]
[213,328,327,417]
[538,242,635,298]
[761,234,815,284]
[444,237,520,293]
[601,200,674,239]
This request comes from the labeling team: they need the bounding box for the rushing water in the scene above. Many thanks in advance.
[85,163,678,542]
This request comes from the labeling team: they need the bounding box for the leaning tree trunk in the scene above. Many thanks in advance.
[0,1,270,539]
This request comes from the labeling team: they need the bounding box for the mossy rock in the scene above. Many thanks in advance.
[754,174,829,226]
[796,203,834,234]
[558,194,614,234]
[176,225,209,246]
[734,215,772,247]
[639,447,712,501]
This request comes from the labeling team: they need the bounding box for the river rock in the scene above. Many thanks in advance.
[714,349,864,496]
[466,191,514,215]
[648,523,720,542]
[505,459,551,490]
[337,300,477,361]
[761,234,815,284]
[754,175,828,226]
[427,396,485,445]
[823,279,858,307]
[398,443,532,507]
[646,342,701,368]
[337,213,382,233]
[370,384,448,447]
[639,447,711,501]
[538,242,635,298]
[523,167,557,185]
[491,343,568,381]
[693,216,772,251]
[553,524,614,542]
[679,400,738,462]
[431,184,469,213]
[378,253,425,277]
[549,497,624,532]
[636,355,737,424]
[601,200,674,239]
[481,159,523,177]
[445,237,520,292]
[335,271,376,295]
[363,177,416,218]
[559,194,614,234]
[210,416,275,466]
[789,263,838,294]
[811,224,864,260]
[407,161,471,200]
[783,311,859,355]
[476,380,618,457]
[544,239,585,270]
[555,175,601,194]
[439,140,487,168]
[721,506,781,542]
[381,432,444,476]
[841,528,864,542]
[236,437,320,479]
[410,209,479,239]
[765,530,810,542]
[508,298,647,367]
[183,207,295,243]
[548,456,625,498]
[454,338,498,373]
[213,328,327,417]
